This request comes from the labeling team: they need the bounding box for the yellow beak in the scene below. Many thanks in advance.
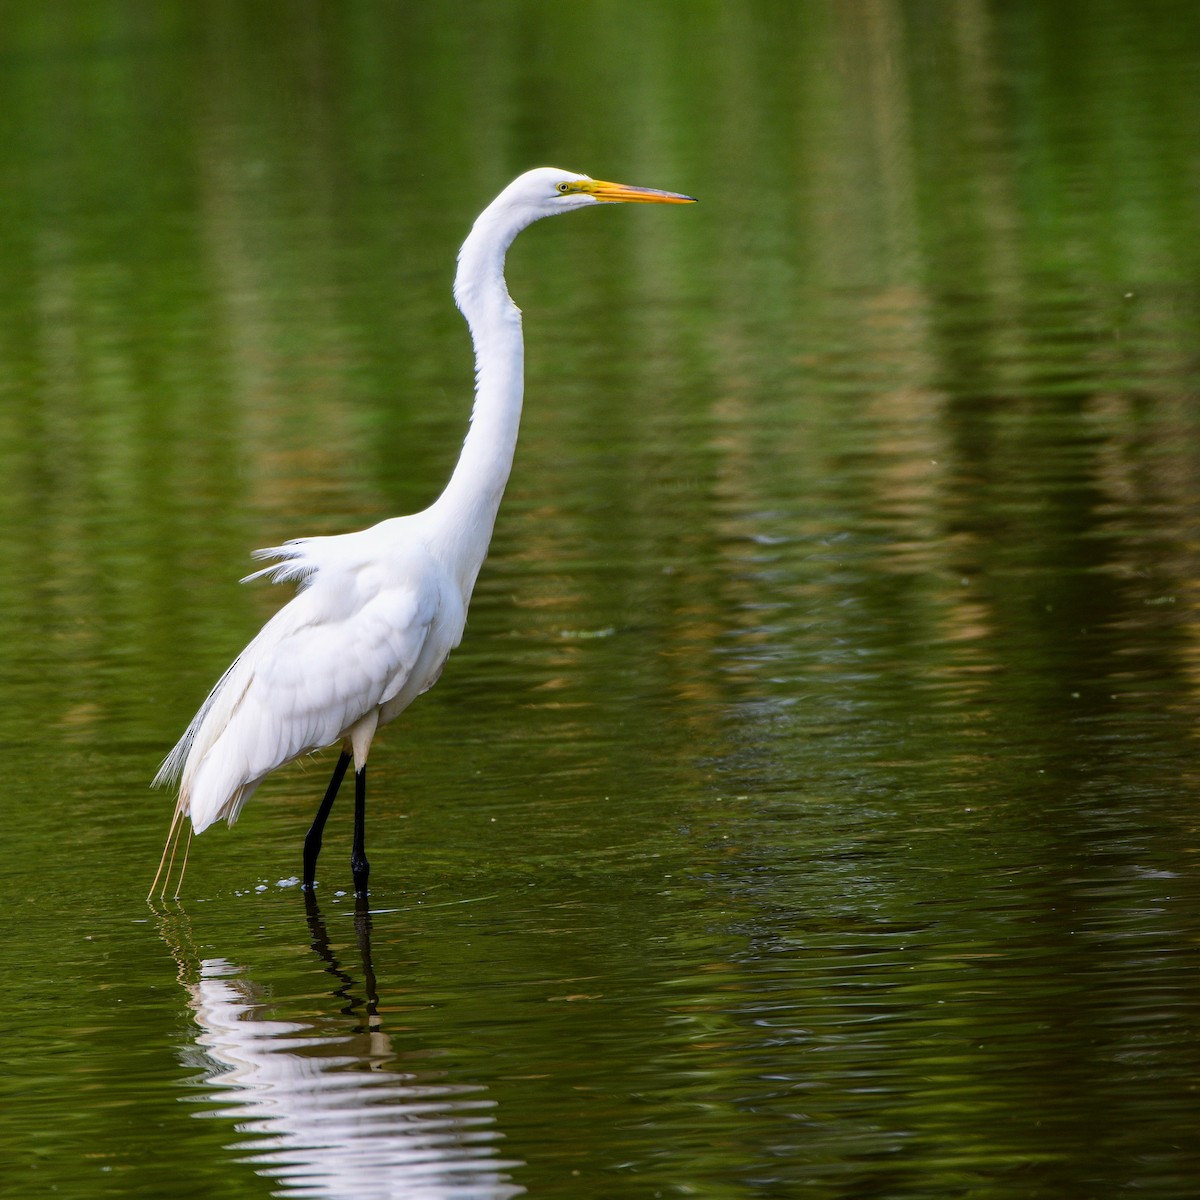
[579,179,696,204]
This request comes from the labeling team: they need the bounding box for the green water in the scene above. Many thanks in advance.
[3,2,1200,1196]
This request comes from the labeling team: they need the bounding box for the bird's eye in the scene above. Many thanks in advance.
[556,182,571,194]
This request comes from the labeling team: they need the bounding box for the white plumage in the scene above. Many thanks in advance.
[151,168,694,900]
[156,523,450,833]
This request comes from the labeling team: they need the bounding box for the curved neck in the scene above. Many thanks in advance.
[429,204,529,595]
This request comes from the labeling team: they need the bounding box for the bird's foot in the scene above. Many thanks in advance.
[351,854,370,900]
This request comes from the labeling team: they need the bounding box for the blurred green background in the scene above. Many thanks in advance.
[2,2,1199,1197]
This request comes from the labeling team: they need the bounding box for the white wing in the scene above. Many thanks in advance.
[155,527,448,833]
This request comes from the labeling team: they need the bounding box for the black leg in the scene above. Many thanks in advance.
[303,750,351,891]
[351,765,370,899]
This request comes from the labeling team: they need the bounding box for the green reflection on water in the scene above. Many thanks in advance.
[2,2,1200,1197]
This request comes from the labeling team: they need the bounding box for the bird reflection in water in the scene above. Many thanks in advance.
[157,899,525,1199]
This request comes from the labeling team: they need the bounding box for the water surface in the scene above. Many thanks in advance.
[2,2,1200,1197]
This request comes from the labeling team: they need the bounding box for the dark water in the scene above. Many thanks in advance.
[2,2,1200,1197]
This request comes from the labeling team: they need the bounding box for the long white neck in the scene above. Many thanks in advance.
[428,200,532,597]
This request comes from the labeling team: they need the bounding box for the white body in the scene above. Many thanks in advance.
[154,168,692,843]
[155,520,465,832]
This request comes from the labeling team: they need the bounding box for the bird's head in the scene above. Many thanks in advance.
[498,167,696,219]
[456,168,695,311]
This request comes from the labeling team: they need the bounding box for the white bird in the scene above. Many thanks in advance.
[151,168,695,900]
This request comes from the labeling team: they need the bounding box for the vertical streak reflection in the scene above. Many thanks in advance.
[159,903,525,1200]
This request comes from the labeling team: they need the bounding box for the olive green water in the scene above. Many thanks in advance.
[3,3,1200,1197]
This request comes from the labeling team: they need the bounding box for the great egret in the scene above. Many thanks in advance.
[151,168,695,900]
